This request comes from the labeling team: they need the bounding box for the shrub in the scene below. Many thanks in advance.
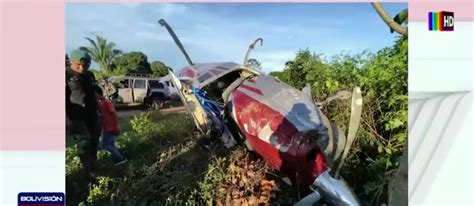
[66,38,407,206]
[130,113,155,138]
[276,37,408,204]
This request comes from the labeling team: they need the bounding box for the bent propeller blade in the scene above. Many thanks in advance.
[335,87,363,178]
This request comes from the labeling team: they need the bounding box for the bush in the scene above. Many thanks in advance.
[197,156,229,204]
[66,147,82,175]
[276,37,408,204]
[130,113,155,138]
[67,38,407,206]
[86,176,118,205]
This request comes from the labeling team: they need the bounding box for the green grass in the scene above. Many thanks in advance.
[66,111,237,205]
[66,108,401,205]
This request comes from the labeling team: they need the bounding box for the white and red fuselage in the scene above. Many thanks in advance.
[178,62,329,187]
[228,75,329,188]
[176,62,359,205]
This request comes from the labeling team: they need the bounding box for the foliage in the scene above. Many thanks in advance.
[150,61,171,77]
[66,111,289,206]
[246,58,262,70]
[197,156,229,205]
[391,8,408,34]
[86,176,119,205]
[67,37,407,206]
[130,113,155,138]
[67,112,209,205]
[80,35,122,73]
[276,37,408,204]
[89,69,108,81]
[393,9,408,26]
[371,3,408,36]
[66,147,82,176]
[79,35,173,77]
[111,51,152,75]
[279,50,328,91]
[267,71,283,79]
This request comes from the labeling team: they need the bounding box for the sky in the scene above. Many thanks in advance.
[66,3,407,73]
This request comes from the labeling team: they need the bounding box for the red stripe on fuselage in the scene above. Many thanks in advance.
[231,89,326,187]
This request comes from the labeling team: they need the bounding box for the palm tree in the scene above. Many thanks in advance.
[79,35,122,73]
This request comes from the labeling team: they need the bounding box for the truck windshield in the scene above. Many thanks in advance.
[149,80,164,89]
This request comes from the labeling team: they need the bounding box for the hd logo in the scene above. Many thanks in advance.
[18,192,64,206]
[428,11,454,31]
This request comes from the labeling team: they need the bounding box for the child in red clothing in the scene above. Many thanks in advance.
[94,86,127,166]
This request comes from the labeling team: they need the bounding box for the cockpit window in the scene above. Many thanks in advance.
[198,72,213,83]
[202,70,242,103]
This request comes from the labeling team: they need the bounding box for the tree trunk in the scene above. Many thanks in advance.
[388,143,408,206]
[371,2,408,36]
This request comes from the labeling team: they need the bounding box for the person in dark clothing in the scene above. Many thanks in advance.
[66,54,70,69]
[65,49,100,180]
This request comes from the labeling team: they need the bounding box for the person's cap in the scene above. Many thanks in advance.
[69,49,91,64]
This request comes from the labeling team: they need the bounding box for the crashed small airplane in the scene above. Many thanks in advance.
[159,19,363,205]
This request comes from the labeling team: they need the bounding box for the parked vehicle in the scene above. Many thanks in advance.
[159,19,363,205]
[108,74,171,110]
[159,74,180,100]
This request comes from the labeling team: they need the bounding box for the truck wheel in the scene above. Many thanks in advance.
[150,97,164,110]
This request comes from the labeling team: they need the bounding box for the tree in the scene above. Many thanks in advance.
[79,35,122,73]
[246,58,262,70]
[273,39,408,203]
[89,69,107,80]
[278,50,328,91]
[371,3,408,36]
[151,61,171,77]
[111,52,151,75]
[370,5,409,203]
[268,71,283,78]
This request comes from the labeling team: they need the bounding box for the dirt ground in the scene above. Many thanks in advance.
[116,100,187,119]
